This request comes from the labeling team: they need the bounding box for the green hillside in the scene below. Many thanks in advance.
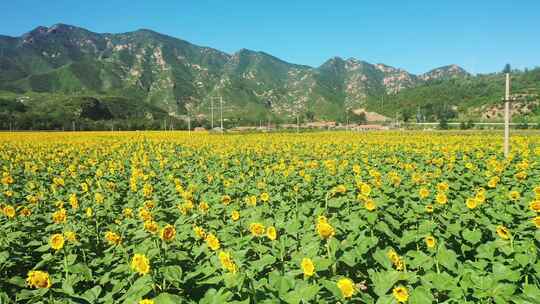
[0,23,538,129]
[365,68,540,123]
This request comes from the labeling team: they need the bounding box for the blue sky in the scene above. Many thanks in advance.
[2,0,539,74]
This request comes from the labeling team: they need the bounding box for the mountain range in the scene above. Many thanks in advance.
[0,23,538,129]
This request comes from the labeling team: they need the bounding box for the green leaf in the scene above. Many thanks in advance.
[154,292,184,304]
[300,284,320,301]
[7,276,26,288]
[268,271,294,295]
[312,257,332,271]
[375,295,394,304]
[340,250,356,267]
[121,275,153,304]
[372,249,393,270]
[369,269,401,297]
[328,198,344,208]
[522,284,540,301]
[81,286,102,303]
[199,288,233,304]
[462,229,482,244]
[251,254,276,271]
[160,265,183,284]
[321,279,342,299]
[409,286,434,304]
[436,244,457,272]
[68,263,93,281]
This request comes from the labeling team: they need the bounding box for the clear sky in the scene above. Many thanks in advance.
[2,0,539,74]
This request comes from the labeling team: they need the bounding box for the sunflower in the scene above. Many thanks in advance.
[139,300,154,304]
[529,201,540,212]
[144,221,159,234]
[138,208,152,221]
[221,195,231,205]
[496,225,511,240]
[334,185,347,194]
[3,205,15,218]
[393,286,409,303]
[95,192,104,204]
[198,202,209,213]
[301,258,315,277]
[52,208,67,223]
[266,226,277,240]
[316,218,335,239]
[50,233,65,251]
[19,207,31,217]
[260,192,270,202]
[64,231,77,242]
[387,249,400,264]
[231,210,240,221]
[425,236,436,248]
[487,176,499,188]
[425,204,434,213]
[123,208,133,218]
[205,233,220,250]
[193,226,206,239]
[364,199,376,211]
[360,183,371,196]
[69,193,78,209]
[245,195,257,206]
[534,186,540,197]
[337,278,355,298]
[466,198,477,209]
[250,223,266,237]
[437,182,449,192]
[26,270,51,289]
[387,249,404,270]
[131,254,150,275]
[418,187,429,199]
[532,216,540,228]
[104,231,122,245]
[508,190,521,201]
[160,224,176,242]
[218,251,237,273]
[435,192,447,205]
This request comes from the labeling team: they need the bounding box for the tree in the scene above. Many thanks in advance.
[305,110,315,122]
[438,117,449,130]
[347,109,367,124]
[503,63,511,74]
[401,109,414,123]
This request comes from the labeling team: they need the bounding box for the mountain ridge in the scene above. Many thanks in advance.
[5,23,536,130]
[12,23,468,75]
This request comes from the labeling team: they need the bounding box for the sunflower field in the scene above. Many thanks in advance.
[0,131,539,304]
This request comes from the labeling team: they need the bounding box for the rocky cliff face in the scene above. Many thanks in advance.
[0,24,469,120]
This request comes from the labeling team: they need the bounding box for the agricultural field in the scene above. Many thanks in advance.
[0,131,540,304]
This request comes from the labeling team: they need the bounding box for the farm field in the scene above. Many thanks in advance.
[0,131,539,304]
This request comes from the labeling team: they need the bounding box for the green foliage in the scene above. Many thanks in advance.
[367,68,540,121]
[1,24,539,128]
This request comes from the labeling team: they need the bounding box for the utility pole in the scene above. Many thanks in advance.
[345,108,349,131]
[187,105,191,135]
[220,96,224,131]
[504,72,511,158]
[211,97,214,129]
[296,114,300,133]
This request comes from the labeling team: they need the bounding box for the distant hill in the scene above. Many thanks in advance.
[366,68,540,123]
[0,23,538,129]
